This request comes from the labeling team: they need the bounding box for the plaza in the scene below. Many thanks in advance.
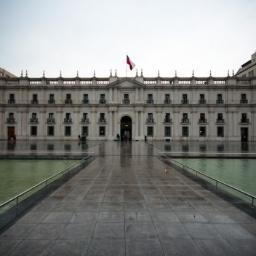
[0,142,256,255]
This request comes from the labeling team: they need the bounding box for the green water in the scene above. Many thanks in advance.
[176,159,256,197]
[0,160,78,204]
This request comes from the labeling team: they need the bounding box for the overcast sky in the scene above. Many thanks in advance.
[0,0,256,77]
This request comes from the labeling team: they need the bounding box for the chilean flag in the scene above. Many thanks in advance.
[126,55,135,70]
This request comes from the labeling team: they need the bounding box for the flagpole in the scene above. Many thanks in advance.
[125,55,127,78]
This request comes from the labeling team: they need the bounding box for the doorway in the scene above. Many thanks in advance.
[241,127,248,142]
[7,126,15,140]
[120,116,132,141]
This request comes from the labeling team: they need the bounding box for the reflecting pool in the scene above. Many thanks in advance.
[175,158,256,196]
[0,159,78,204]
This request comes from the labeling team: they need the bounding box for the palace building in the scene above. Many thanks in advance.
[0,70,256,142]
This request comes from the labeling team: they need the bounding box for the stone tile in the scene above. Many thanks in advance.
[44,240,88,256]
[0,239,22,255]
[60,223,95,239]
[126,222,158,240]
[17,211,49,224]
[151,211,180,223]
[0,224,36,239]
[184,223,220,239]
[161,238,204,256]
[98,211,124,223]
[156,222,189,239]
[176,212,208,223]
[93,222,124,239]
[27,224,65,240]
[8,239,51,256]
[42,212,73,223]
[126,239,164,256]
[214,223,256,240]
[71,212,98,223]
[125,211,151,222]
[227,239,256,256]
[194,238,236,256]
[86,239,125,256]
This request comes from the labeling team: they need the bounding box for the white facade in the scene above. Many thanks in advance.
[1,73,256,141]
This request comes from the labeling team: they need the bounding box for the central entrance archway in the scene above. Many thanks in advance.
[120,116,132,141]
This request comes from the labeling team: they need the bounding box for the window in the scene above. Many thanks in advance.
[199,94,206,104]
[241,113,248,123]
[100,113,105,122]
[217,126,224,137]
[65,94,72,104]
[49,94,55,103]
[99,94,106,104]
[217,94,223,104]
[99,126,105,136]
[182,113,189,123]
[182,94,188,104]
[217,113,223,120]
[182,126,189,137]
[47,126,54,136]
[164,94,170,103]
[83,94,89,103]
[164,113,171,123]
[199,126,206,137]
[165,127,171,137]
[65,126,71,136]
[32,94,38,104]
[147,94,154,103]
[83,113,88,120]
[8,94,15,104]
[240,94,248,103]
[82,126,88,136]
[124,94,129,99]
[123,94,130,104]
[200,113,205,120]
[30,126,37,136]
[65,113,71,119]
[30,113,38,123]
[147,126,154,137]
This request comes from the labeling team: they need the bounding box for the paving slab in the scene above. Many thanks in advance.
[0,142,256,255]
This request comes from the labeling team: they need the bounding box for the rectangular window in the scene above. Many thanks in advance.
[199,126,206,137]
[217,126,224,137]
[9,94,15,103]
[32,94,38,100]
[164,113,171,122]
[65,126,71,136]
[182,126,189,137]
[99,126,106,136]
[217,113,223,120]
[165,127,171,137]
[124,94,129,99]
[30,126,37,136]
[66,93,71,99]
[49,94,55,103]
[82,126,88,136]
[47,126,54,136]
[147,126,154,137]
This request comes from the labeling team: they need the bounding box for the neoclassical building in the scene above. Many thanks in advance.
[0,71,256,141]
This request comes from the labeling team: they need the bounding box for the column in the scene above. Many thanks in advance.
[140,111,144,139]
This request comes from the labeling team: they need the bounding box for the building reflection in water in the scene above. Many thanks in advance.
[47,144,54,151]
[241,142,249,152]
[64,144,71,151]
[199,144,206,152]
[7,142,16,151]
[30,144,37,151]
[164,144,171,152]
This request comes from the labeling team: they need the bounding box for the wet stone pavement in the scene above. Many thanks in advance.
[0,142,256,255]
